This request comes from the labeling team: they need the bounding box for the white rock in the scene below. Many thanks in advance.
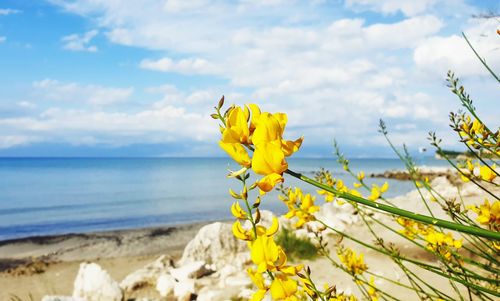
[314,202,358,232]
[73,262,123,301]
[120,255,173,292]
[170,260,212,280]
[216,264,238,280]
[156,273,176,297]
[196,289,227,301]
[239,288,272,300]
[224,274,252,287]
[238,289,254,300]
[249,209,275,228]
[41,297,84,301]
[174,279,195,301]
[180,222,247,270]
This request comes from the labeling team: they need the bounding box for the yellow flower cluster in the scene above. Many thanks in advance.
[459,159,498,183]
[467,199,500,231]
[315,169,337,202]
[425,229,463,260]
[352,171,365,188]
[232,209,304,300]
[396,217,432,240]
[315,169,362,204]
[458,116,500,155]
[337,247,368,275]
[367,276,379,301]
[280,187,320,228]
[367,182,389,201]
[219,104,303,193]
[229,187,303,299]
[397,218,462,260]
[245,222,304,300]
[479,163,498,182]
[217,101,315,300]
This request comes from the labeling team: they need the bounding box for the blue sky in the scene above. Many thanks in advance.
[0,0,498,157]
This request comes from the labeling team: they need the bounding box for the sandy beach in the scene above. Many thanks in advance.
[0,169,498,300]
[0,222,210,300]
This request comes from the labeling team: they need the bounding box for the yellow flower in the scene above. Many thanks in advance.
[270,274,299,301]
[425,230,462,259]
[338,248,368,275]
[367,276,378,301]
[460,172,471,183]
[219,142,251,167]
[471,119,484,134]
[466,159,474,172]
[357,171,365,181]
[232,216,279,241]
[469,199,500,230]
[252,112,283,145]
[380,182,389,193]
[368,182,388,201]
[493,241,500,251]
[397,217,418,239]
[251,234,280,273]
[299,277,315,297]
[281,137,304,157]
[247,268,268,301]
[282,188,319,228]
[231,202,247,219]
[232,220,252,241]
[264,216,280,236]
[256,173,284,193]
[317,189,335,202]
[248,104,262,134]
[217,103,303,193]
[222,106,251,144]
[479,164,497,182]
[252,142,288,176]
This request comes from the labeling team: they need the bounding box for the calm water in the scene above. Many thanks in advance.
[0,157,449,240]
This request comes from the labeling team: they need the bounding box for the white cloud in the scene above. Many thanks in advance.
[213,15,442,95]
[30,1,498,154]
[140,57,219,75]
[414,19,500,78]
[0,36,5,43]
[0,80,221,149]
[363,15,443,49]
[33,79,134,106]
[0,135,38,149]
[17,101,37,109]
[61,29,99,52]
[345,0,438,16]
[0,102,217,147]
[163,0,210,12]
[0,8,21,16]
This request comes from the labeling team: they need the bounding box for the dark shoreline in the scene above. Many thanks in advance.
[0,220,230,274]
[0,220,216,246]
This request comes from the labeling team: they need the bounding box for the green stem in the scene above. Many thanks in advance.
[462,32,500,84]
[285,169,500,240]
[364,270,448,300]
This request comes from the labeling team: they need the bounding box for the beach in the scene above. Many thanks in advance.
[0,223,208,300]
[0,167,497,300]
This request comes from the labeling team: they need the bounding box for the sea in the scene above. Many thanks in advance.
[0,157,450,241]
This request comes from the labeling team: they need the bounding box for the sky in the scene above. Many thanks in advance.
[0,0,498,158]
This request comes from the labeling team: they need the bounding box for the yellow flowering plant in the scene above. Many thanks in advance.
[212,33,499,301]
